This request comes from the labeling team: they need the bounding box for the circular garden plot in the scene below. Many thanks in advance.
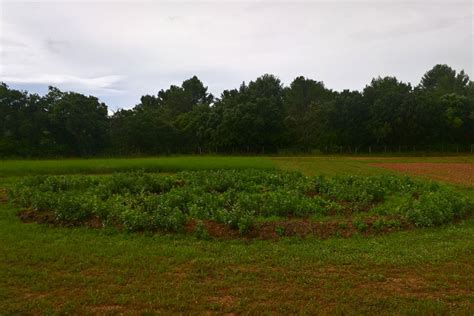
[10,170,473,239]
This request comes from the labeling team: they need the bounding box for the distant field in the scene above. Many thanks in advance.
[1,155,473,314]
[0,156,275,176]
[2,155,472,178]
[272,156,474,192]
[371,162,474,187]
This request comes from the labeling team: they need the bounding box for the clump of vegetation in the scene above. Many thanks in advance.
[9,170,473,237]
[1,64,472,158]
[352,217,369,232]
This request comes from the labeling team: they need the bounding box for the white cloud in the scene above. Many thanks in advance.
[0,74,124,93]
[0,1,472,109]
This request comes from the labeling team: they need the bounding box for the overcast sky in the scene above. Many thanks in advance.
[0,0,472,110]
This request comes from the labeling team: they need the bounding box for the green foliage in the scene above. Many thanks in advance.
[372,218,402,231]
[275,225,286,236]
[2,64,472,158]
[194,221,210,240]
[54,193,96,222]
[400,187,473,227]
[352,218,368,232]
[313,175,418,203]
[0,156,275,176]
[9,170,473,234]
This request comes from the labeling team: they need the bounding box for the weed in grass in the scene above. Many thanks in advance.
[352,218,368,232]
[275,226,286,237]
[372,218,402,231]
[194,221,211,240]
[337,222,348,229]
[367,273,387,282]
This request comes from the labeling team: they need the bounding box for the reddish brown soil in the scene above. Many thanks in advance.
[18,210,103,229]
[19,209,408,240]
[185,217,409,240]
[18,209,57,224]
[371,163,474,186]
[0,188,8,203]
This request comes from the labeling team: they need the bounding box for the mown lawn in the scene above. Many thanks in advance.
[1,155,473,314]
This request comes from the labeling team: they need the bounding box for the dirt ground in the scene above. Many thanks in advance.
[370,163,474,186]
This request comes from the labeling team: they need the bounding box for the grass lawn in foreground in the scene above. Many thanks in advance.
[1,155,473,314]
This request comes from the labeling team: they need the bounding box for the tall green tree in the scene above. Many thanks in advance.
[283,76,333,150]
[214,75,285,153]
[415,64,473,147]
[363,77,413,147]
[2,64,474,157]
[155,76,213,120]
[419,64,470,96]
[47,87,109,156]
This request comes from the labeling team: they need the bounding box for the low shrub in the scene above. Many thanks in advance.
[400,187,472,227]
[9,169,473,235]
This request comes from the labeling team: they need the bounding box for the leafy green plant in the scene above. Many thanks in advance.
[275,225,286,236]
[337,222,348,229]
[353,218,368,232]
[400,187,472,227]
[9,170,472,236]
[372,218,402,231]
[194,221,210,240]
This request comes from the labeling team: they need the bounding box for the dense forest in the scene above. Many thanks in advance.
[1,64,473,157]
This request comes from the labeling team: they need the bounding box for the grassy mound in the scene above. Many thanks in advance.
[9,170,473,238]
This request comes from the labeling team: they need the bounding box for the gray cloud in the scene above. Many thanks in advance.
[352,14,472,41]
[44,39,71,54]
[0,1,472,109]
[1,38,27,48]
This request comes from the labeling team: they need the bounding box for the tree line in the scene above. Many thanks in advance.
[1,64,473,157]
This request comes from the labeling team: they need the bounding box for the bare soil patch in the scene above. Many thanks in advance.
[370,163,474,186]
[19,210,409,240]
[18,209,56,224]
[185,217,409,240]
[0,188,8,203]
[18,210,103,229]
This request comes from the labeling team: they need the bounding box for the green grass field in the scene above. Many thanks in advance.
[1,156,473,314]
[0,156,275,176]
